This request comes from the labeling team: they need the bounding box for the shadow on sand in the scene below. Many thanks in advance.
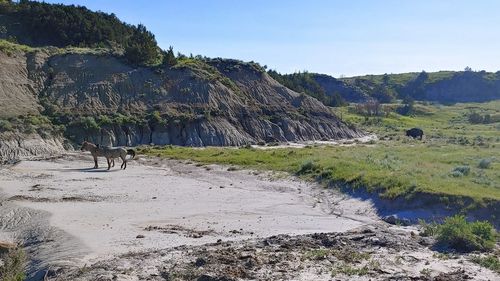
[49,167,122,173]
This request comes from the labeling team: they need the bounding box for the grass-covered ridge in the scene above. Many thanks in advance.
[0,0,161,65]
[139,101,500,205]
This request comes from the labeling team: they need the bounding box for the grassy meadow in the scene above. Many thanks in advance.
[139,101,500,206]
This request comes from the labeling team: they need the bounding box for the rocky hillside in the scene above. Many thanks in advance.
[0,1,363,162]
[0,44,363,162]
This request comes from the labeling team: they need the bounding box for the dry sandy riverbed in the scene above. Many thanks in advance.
[0,154,497,280]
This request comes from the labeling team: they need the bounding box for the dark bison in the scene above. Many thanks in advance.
[406,128,424,140]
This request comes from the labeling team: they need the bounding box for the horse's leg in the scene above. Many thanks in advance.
[107,157,111,170]
[120,155,127,170]
[93,155,98,169]
[111,158,115,167]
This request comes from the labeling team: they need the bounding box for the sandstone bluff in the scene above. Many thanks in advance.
[0,49,364,162]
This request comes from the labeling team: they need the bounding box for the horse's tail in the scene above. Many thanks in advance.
[127,149,136,160]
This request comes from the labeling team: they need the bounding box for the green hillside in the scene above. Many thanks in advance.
[0,0,162,65]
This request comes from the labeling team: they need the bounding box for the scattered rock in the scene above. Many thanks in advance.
[197,274,235,281]
[136,234,145,239]
[195,257,207,267]
[44,267,64,278]
[383,215,411,226]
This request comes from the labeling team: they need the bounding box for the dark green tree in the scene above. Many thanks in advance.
[397,95,414,116]
[372,85,394,103]
[382,73,390,85]
[124,24,161,65]
[401,71,428,100]
[329,92,347,107]
[163,46,177,67]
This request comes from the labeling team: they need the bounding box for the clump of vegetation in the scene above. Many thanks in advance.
[331,260,380,277]
[418,219,439,237]
[0,119,13,132]
[352,100,383,116]
[303,248,330,260]
[0,245,26,281]
[468,111,493,124]
[450,165,470,177]
[436,215,496,252]
[146,111,166,127]
[0,115,60,136]
[478,158,492,169]
[296,160,320,175]
[471,254,500,273]
[331,264,370,277]
[69,116,100,133]
[124,24,162,66]
[396,96,415,116]
[0,39,35,55]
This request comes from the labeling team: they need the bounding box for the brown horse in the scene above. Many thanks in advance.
[80,141,136,170]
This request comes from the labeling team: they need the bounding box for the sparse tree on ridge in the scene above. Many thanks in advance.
[163,46,177,67]
[124,24,162,66]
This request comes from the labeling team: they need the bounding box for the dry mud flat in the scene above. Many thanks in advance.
[52,226,497,281]
[0,154,497,280]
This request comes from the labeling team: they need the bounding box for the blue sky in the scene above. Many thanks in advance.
[43,0,500,77]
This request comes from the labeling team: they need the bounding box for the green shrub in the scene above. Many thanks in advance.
[297,160,320,175]
[24,115,50,126]
[437,215,496,252]
[146,111,166,126]
[70,116,100,132]
[471,255,500,273]
[0,119,13,132]
[478,158,492,169]
[112,113,138,125]
[97,115,113,127]
[450,165,470,177]
[418,219,438,237]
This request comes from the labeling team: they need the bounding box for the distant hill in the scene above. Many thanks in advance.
[270,70,500,105]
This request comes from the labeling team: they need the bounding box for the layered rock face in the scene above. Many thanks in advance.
[0,52,41,118]
[0,50,364,149]
[0,132,67,164]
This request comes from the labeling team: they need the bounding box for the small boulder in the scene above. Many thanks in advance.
[195,257,206,267]
[382,215,411,226]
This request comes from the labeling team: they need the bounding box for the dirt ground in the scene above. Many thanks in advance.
[0,154,497,280]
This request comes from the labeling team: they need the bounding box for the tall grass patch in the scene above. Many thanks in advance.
[0,245,26,281]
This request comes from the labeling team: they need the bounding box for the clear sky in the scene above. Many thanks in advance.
[43,0,500,77]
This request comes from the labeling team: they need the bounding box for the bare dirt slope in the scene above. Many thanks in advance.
[0,51,40,118]
[0,154,379,280]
